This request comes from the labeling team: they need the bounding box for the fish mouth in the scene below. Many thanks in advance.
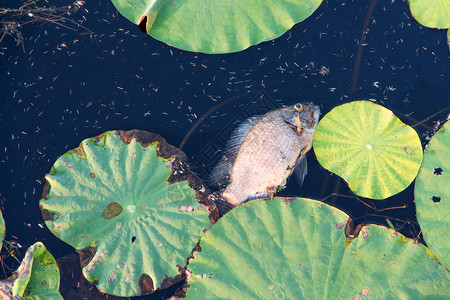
[300,104,320,128]
[311,105,321,124]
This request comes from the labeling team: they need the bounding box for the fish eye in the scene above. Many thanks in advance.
[293,103,303,112]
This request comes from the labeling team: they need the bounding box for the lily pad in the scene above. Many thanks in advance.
[186,198,450,298]
[0,242,62,299]
[112,0,324,53]
[0,210,4,252]
[40,130,217,297]
[408,0,450,29]
[415,120,450,268]
[313,100,423,199]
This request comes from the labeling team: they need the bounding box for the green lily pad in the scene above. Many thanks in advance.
[415,120,450,269]
[408,0,450,29]
[112,0,323,53]
[14,242,62,299]
[0,210,4,252]
[0,242,62,299]
[313,100,423,199]
[40,130,217,297]
[186,198,450,298]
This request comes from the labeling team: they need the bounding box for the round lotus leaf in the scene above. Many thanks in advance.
[313,100,423,200]
[111,0,323,53]
[415,120,450,268]
[40,130,216,297]
[186,198,450,298]
[0,242,63,299]
[408,0,450,29]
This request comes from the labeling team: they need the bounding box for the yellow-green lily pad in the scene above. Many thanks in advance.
[313,100,423,199]
[408,0,450,29]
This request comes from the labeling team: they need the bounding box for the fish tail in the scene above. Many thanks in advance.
[209,191,236,216]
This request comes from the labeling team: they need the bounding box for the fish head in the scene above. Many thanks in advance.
[283,103,320,133]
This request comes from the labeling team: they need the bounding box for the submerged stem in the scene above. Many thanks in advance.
[351,0,378,93]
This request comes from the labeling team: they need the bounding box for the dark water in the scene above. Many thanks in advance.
[0,0,448,298]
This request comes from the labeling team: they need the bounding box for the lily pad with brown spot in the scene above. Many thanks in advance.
[186,198,450,298]
[40,130,217,297]
[0,242,62,299]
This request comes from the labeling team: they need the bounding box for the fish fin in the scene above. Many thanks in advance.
[292,154,308,188]
[216,198,237,216]
[247,192,270,202]
[210,191,236,216]
[208,115,262,188]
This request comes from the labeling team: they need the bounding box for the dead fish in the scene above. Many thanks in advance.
[209,103,320,208]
